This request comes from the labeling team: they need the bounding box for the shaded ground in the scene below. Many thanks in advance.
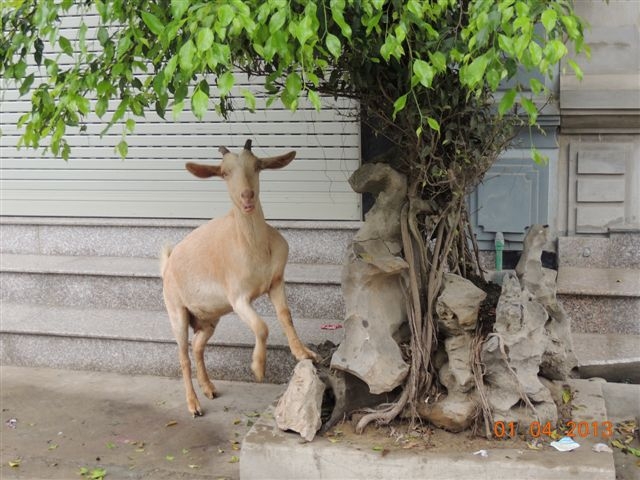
[0,366,282,480]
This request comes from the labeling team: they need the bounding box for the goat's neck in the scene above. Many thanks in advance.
[231,203,270,254]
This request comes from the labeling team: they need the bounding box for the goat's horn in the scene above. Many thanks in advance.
[244,139,252,151]
[218,146,230,155]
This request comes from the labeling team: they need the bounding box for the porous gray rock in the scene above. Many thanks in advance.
[516,224,577,380]
[331,163,410,394]
[436,273,487,334]
[274,360,325,442]
[481,272,557,425]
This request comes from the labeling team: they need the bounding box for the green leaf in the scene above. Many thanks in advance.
[178,39,196,73]
[97,26,109,46]
[392,93,408,119]
[269,10,287,34]
[116,140,128,159]
[543,39,568,64]
[307,89,321,111]
[141,11,164,36]
[94,95,108,118]
[428,51,446,72]
[172,100,184,120]
[18,74,34,96]
[325,33,341,58]
[528,42,542,66]
[498,88,516,116]
[218,5,234,27]
[520,96,538,124]
[241,89,256,111]
[171,0,188,19]
[427,116,440,133]
[229,455,240,463]
[532,148,548,166]
[191,88,209,120]
[59,36,73,56]
[285,72,302,97]
[217,71,235,96]
[196,28,214,52]
[126,118,136,133]
[412,59,434,88]
[461,55,489,88]
[561,388,572,404]
[541,9,557,33]
[567,59,583,81]
[529,77,545,95]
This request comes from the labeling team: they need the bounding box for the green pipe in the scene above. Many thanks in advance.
[495,232,504,271]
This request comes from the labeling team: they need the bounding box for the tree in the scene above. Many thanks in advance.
[1,0,587,430]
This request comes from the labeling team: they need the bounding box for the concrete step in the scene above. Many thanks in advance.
[0,216,360,264]
[0,253,346,320]
[241,378,616,479]
[573,332,640,383]
[0,302,344,383]
[557,266,640,335]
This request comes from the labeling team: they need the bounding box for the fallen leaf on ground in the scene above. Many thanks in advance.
[182,448,190,455]
[48,443,58,450]
[9,459,21,467]
[188,464,200,469]
[165,455,174,461]
[106,442,116,450]
[229,455,240,463]
[165,420,178,427]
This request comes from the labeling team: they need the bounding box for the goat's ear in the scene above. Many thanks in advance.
[258,151,296,170]
[185,162,223,178]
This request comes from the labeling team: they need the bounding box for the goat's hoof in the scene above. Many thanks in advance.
[202,384,217,400]
[191,408,204,418]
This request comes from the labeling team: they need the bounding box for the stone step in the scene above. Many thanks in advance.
[0,253,345,320]
[0,217,360,264]
[0,302,344,383]
[558,232,640,270]
[241,378,616,480]
[557,266,640,335]
[573,333,640,383]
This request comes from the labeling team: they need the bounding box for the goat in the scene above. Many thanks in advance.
[160,139,318,417]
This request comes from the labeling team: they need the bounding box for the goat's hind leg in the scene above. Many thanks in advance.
[168,307,203,417]
[192,319,219,400]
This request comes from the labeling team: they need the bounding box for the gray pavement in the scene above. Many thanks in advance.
[0,366,282,480]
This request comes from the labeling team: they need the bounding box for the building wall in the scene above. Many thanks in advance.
[556,0,640,235]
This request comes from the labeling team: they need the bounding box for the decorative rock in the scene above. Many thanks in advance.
[481,272,557,425]
[443,334,475,393]
[331,163,410,394]
[436,274,487,335]
[275,360,325,442]
[331,252,409,394]
[417,394,476,432]
[516,224,577,380]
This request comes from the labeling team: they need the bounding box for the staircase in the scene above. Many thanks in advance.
[556,229,640,335]
[0,217,358,383]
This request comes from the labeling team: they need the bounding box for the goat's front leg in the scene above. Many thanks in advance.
[269,279,319,362]
[232,298,269,381]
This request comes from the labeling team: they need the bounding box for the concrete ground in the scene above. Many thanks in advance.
[0,366,282,480]
[1,366,639,480]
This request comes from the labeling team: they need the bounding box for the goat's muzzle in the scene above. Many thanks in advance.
[241,189,255,213]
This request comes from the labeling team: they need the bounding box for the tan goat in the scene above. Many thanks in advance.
[160,139,317,417]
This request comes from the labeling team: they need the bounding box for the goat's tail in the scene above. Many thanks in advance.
[160,244,173,277]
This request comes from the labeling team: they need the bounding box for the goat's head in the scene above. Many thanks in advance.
[185,139,296,215]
